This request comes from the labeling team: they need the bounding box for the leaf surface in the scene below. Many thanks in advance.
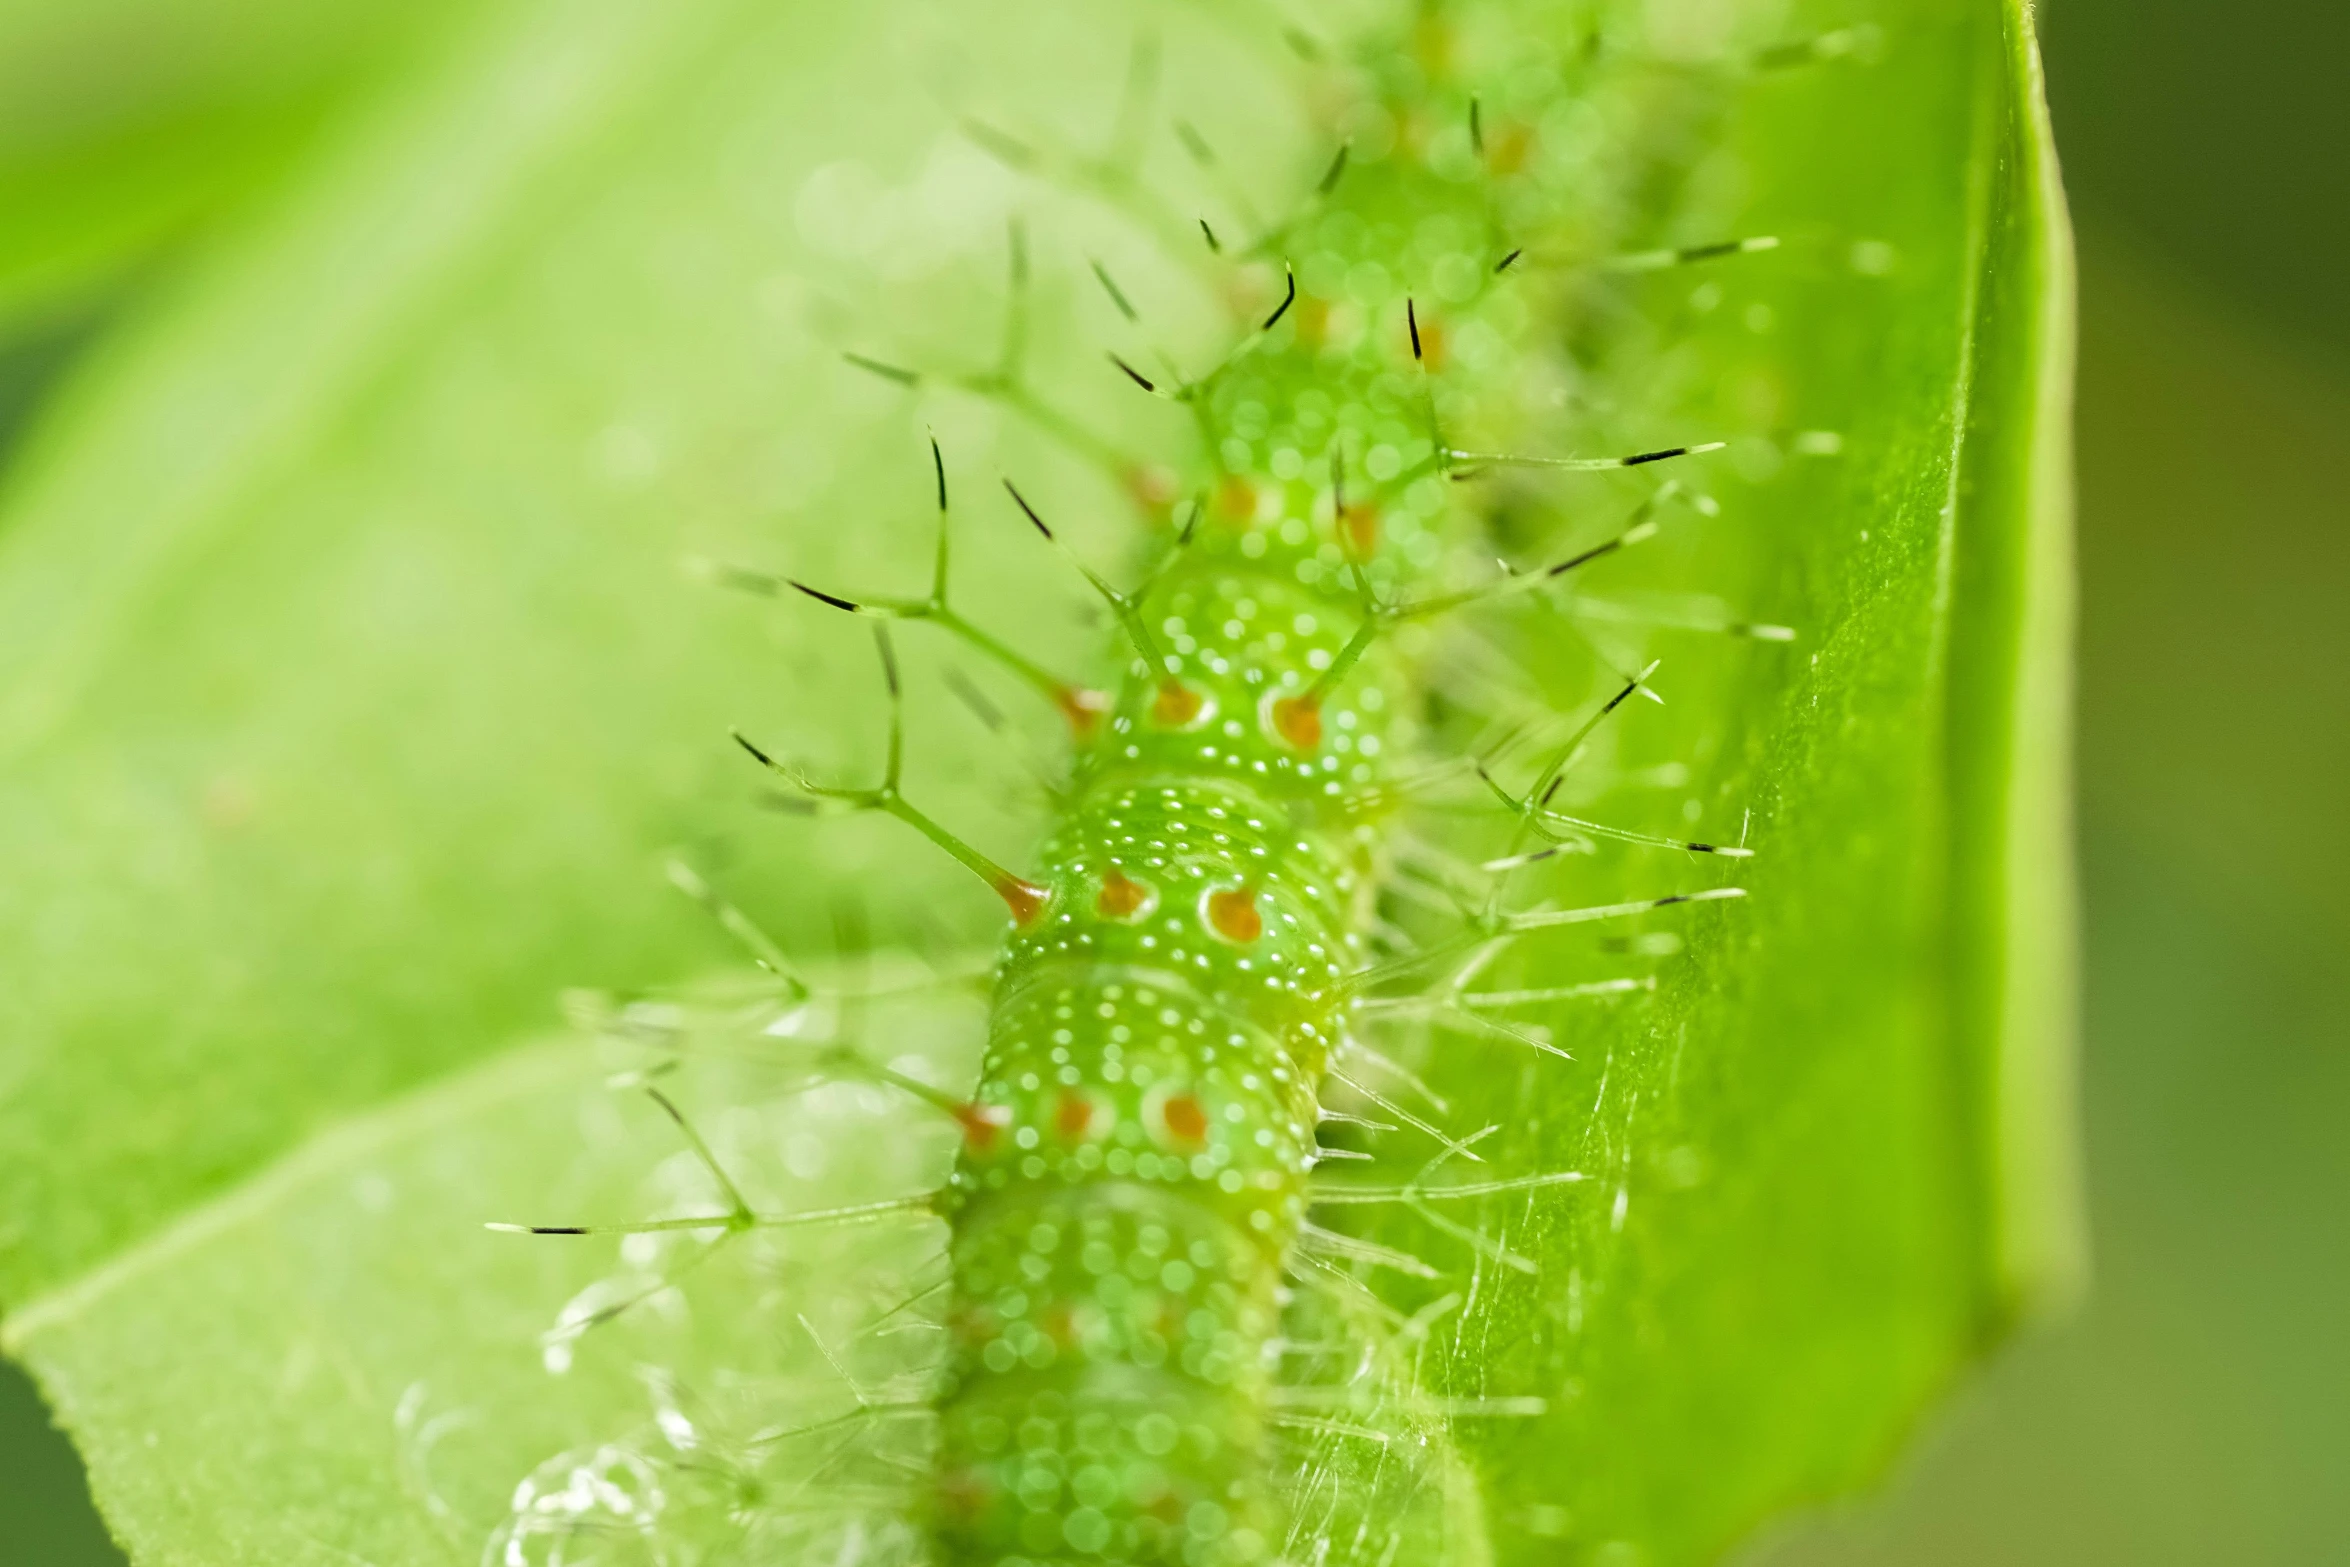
[0,0,481,337]
[1344,4,2080,1560]
[0,1,2073,1563]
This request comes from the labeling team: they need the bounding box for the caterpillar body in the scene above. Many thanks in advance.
[489,2,1797,1564]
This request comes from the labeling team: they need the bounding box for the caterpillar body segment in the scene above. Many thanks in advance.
[938,574,1410,1564]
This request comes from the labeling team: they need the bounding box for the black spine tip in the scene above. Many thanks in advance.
[533,1226,589,1236]
[732,731,777,768]
[1110,353,1157,393]
[788,580,862,614]
[1679,239,1742,263]
[1407,299,1422,361]
[1495,248,1523,274]
[1003,479,1052,539]
[1548,538,1620,576]
[1199,217,1221,254]
[1262,265,1297,331]
[1622,446,1689,467]
[929,437,947,511]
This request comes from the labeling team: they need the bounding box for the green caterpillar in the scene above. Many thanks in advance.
[922,31,1748,1558]
[496,3,1802,1564]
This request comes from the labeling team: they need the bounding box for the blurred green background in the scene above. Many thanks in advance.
[2,0,2342,1561]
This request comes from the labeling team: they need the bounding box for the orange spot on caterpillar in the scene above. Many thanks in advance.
[1214,474,1258,523]
[1152,680,1205,727]
[1054,1089,1096,1141]
[1055,685,1112,739]
[994,874,1052,927]
[1339,502,1379,560]
[1097,868,1155,920]
[1205,886,1263,944]
[953,1100,1013,1151]
[1268,693,1322,752]
[1158,1093,1210,1146]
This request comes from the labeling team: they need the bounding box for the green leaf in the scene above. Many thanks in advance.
[0,1,2074,1563]
[0,0,482,338]
[1343,4,2082,1561]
